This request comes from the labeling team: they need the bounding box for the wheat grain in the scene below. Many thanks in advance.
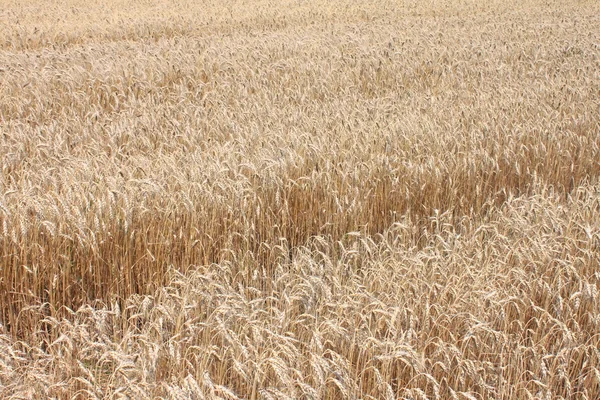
[1,0,600,398]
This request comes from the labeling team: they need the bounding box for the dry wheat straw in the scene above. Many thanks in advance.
[1,0,600,398]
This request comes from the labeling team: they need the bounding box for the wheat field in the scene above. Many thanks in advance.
[1,0,599,398]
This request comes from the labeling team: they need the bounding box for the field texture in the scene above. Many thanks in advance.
[1,0,600,398]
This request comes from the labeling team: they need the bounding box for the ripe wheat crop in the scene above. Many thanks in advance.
[1,0,599,398]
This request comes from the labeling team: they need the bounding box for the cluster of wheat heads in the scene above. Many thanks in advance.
[1,0,600,398]
[2,183,600,398]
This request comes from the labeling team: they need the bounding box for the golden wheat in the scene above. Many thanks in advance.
[1,0,599,398]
